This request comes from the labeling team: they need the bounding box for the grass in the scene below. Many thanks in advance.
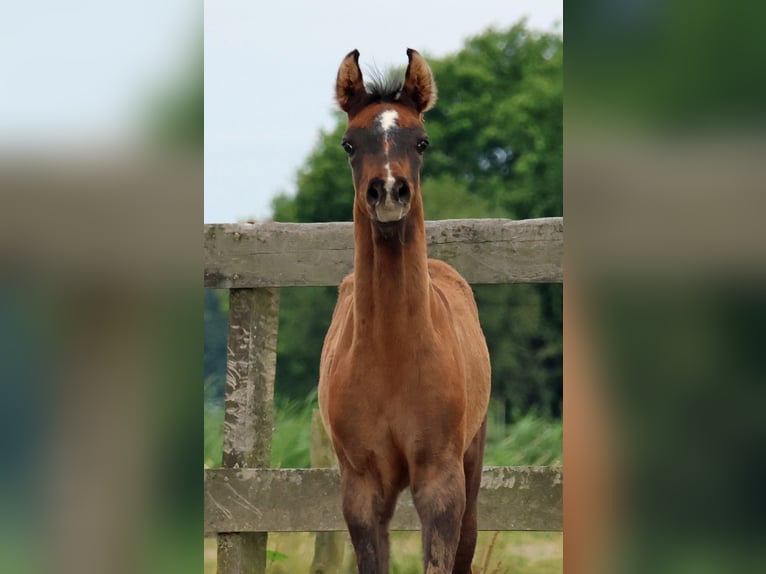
[484,410,562,467]
[203,396,562,572]
[205,531,562,574]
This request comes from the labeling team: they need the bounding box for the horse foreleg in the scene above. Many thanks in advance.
[377,488,398,574]
[412,462,467,574]
[340,468,388,574]
[453,418,487,574]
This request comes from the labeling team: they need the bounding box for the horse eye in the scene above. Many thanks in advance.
[342,140,354,155]
[416,139,430,153]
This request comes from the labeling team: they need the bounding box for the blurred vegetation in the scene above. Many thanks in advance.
[145,38,204,149]
[205,21,562,439]
[567,0,766,128]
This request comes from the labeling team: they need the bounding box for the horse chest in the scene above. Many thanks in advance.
[327,349,465,447]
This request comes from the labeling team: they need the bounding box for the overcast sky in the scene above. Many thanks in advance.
[205,1,562,223]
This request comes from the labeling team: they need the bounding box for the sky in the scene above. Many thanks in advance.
[205,1,562,223]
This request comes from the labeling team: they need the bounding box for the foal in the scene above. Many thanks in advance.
[318,49,491,574]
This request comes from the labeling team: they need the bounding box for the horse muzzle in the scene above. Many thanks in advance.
[366,177,411,222]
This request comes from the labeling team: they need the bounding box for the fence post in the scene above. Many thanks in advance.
[217,288,280,574]
[309,409,346,574]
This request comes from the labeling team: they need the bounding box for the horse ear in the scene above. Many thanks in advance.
[336,49,366,114]
[402,48,437,113]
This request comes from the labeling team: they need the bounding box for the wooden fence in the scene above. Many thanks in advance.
[203,217,564,574]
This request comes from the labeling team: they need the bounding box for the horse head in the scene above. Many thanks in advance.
[335,49,437,235]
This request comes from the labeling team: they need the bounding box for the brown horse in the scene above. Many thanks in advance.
[318,49,491,574]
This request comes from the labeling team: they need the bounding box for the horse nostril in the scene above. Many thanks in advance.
[366,182,381,205]
[398,182,410,202]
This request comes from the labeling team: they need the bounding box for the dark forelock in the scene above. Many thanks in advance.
[363,67,405,103]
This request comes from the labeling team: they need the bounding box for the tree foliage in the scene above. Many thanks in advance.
[269,22,562,420]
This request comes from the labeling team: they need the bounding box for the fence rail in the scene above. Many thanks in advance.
[205,466,562,535]
[204,217,563,288]
[203,216,564,573]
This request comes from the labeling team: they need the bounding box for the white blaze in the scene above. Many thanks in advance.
[377,110,399,195]
[384,162,395,193]
[378,109,398,133]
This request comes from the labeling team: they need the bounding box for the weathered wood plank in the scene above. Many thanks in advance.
[222,288,280,469]
[217,533,267,574]
[218,288,280,574]
[204,217,563,288]
[204,466,562,534]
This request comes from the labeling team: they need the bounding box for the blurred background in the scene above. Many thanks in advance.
[0,2,203,574]
[566,1,766,573]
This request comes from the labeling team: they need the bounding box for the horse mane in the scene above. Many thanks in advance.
[364,66,405,103]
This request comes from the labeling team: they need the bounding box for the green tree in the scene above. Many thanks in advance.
[271,22,561,419]
[424,24,562,219]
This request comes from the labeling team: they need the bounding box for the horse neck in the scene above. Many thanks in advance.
[352,199,431,342]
